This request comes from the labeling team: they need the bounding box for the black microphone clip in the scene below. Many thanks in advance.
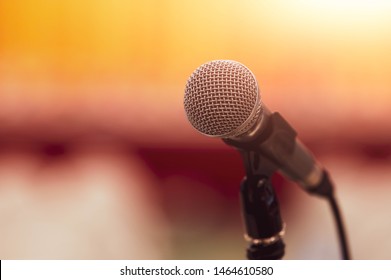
[240,174,285,260]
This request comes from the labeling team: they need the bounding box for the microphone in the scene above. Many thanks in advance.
[184,59,328,194]
[183,60,351,260]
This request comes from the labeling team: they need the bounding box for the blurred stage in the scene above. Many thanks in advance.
[0,0,391,259]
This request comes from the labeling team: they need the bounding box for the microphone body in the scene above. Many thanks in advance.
[184,60,327,194]
[184,60,350,259]
[224,106,324,192]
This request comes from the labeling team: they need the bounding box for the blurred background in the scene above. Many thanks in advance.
[1,0,391,259]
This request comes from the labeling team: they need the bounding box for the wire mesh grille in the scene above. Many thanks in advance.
[184,60,261,137]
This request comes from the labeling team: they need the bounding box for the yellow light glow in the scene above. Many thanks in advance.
[0,0,390,129]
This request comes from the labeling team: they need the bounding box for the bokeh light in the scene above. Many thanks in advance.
[0,0,390,259]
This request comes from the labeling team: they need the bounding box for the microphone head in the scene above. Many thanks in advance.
[184,60,262,138]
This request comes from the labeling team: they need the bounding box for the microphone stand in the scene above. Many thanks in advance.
[223,112,297,259]
[239,149,285,260]
[238,153,350,260]
[223,112,350,259]
[241,174,285,260]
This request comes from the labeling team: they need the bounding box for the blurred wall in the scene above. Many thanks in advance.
[0,0,391,259]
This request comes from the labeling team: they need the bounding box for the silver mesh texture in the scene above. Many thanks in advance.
[184,60,261,138]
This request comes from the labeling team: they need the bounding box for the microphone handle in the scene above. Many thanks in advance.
[225,112,324,192]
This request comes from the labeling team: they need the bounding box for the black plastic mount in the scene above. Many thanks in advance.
[240,175,285,260]
[240,176,283,239]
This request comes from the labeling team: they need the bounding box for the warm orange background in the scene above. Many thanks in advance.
[1,0,391,143]
[0,0,391,259]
